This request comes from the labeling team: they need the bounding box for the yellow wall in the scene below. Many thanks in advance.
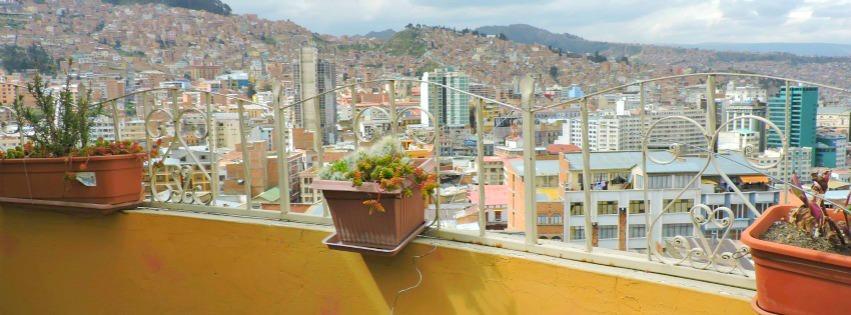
[0,206,753,315]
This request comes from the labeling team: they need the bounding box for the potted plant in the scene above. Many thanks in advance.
[742,171,851,315]
[313,136,436,250]
[0,72,146,212]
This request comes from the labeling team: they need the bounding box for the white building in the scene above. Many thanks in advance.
[557,107,707,153]
[561,151,779,251]
[753,147,813,182]
[718,129,760,154]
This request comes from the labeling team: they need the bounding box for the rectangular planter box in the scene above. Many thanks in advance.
[741,205,851,315]
[0,154,145,205]
[313,158,432,250]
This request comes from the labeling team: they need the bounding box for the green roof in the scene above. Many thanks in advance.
[254,187,280,202]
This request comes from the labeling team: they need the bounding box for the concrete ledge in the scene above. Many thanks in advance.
[1,205,754,314]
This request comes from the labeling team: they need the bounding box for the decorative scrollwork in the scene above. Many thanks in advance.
[664,204,749,275]
[643,115,708,165]
[0,106,20,136]
[352,106,391,143]
[712,115,787,170]
[396,107,437,145]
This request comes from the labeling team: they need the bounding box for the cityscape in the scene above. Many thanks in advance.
[1,0,851,314]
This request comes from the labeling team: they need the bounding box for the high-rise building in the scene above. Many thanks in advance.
[420,67,470,128]
[815,131,847,169]
[557,107,707,152]
[724,101,767,151]
[293,47,337,144]
[767,86,817,165]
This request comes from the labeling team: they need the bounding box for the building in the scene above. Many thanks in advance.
[560,151,779,250]
[421,67,470,128]
[767,86,818,165]
[724,81,767,103]
[754,147,813,182]
[557,107,707,153]
[504,158,561,236]
[817,107,851,138]
[724,101,767,151]
[213,113,242,150]
[815,130,847,168]
[718,129,760,154]
[293,47,337,144]
[477,156,505,185]
[458,185,509,230]
[121,120,146,142]
[89,115,116,142]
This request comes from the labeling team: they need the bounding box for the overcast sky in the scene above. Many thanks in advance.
[228,0,851,44]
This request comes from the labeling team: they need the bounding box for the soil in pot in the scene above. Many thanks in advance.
[760,221,851,256]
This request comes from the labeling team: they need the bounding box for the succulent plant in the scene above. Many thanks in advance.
[319,136,436,214]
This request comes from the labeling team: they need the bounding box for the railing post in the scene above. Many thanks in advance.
[706,75,717,137]
[580,96,593,252]
[15,86,23,147]
[639,82,651,259]
[111,100,122,142]
[520,74,538,245]
[429,78,443,228]
[476,98,486,237]
[351,85,359,152]
[237,99,252,210]
[274,85,291,215]
[206,92,219,203]
[784,80,791,204]
[389,80,397,137]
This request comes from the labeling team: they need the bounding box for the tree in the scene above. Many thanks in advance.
[498,33,507,40]
[1,44,56,75]
[549,66,559,81]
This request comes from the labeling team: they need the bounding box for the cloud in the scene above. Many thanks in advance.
[226,0,851,44]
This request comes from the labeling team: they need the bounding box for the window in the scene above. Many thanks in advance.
[599,225,617,239]
[551,236,562,240]
[756,203,771,213]
[628,200,645,214]
[570,226,585,240]
[663,199,694,213]
[537,214,548,225]
[662,223,693,237]
[649,175,671,189]
[629,225,646,238]
[550,214,563,225]
[733,204,747,219]
[494,211,502,222]
[597,201,618,215]
[570,203,584,216]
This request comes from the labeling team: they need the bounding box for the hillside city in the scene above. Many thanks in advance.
[1,0,850,249]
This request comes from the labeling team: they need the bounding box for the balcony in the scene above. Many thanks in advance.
[1,72,846,314]
[0,204,754,314]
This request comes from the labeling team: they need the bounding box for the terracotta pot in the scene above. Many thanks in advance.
[741,205,851,315]
[312,158,432,250]
[0,154,146,205]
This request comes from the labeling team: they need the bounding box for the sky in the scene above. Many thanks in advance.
[227,0,851,45]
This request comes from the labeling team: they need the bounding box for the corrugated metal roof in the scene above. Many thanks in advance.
[565,151,764,176]
[507,159,560,177]
[564,151,672,171]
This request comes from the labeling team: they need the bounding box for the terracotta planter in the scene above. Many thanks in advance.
[741,205,851,315]
[0,154,146,206]
[313,159,432,250]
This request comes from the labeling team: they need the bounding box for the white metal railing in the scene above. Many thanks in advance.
[4,72,851,290]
